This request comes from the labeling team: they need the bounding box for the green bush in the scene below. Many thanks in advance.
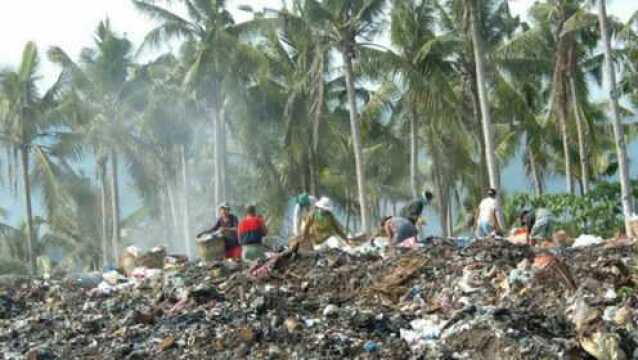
[504,181,638,238]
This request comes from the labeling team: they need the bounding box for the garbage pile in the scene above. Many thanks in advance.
[1,238,636,359]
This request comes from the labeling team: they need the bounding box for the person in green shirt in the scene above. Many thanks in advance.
[400,190,434,225]
[296,197,348,251]
[520,208,554,245]
[292,192,317,236]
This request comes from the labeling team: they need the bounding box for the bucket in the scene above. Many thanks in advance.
[197,234,225,261]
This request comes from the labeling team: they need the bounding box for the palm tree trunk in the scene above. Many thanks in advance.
[180,145,192,258]
[213,107,223,206]
[303,150,311,192]
[310,55,324,195]
[410,105,419,198]
[577,178,584,197]
[553,42,574,194]
[469,0,498,190]
[469,0,503,227]
[20,146,36,274]
[431,144,449,237]
[220,104,229,201]
[439,186,450,238]
[470,76,489,192]
[160,193,171,249]
[342,50,369,232]
[598,0,634,236]
[309,148,317,195]
[558,106,573,194]
[110,151,121,263]
[528,148,543,196]
[570,74,589,194]
[345,187,351,232]
[99,160,110,267]
[166,182,180,248]
[447,193,454,236]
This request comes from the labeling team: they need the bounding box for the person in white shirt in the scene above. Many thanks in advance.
[475,188,502,237]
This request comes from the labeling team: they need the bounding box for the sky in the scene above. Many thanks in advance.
[1,0,635,85]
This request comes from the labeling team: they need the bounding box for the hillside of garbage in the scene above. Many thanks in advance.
[1,237,637,359]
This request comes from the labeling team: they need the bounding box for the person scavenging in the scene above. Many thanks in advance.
[381,215,418,249]
[198,202,241,260]
[520,207,554,246]
[238,204,268,262]
[295,196,348,252]
[475,188,503,238]
[400,190,434,226]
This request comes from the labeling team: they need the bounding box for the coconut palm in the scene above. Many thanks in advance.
[421,0,521,230]
[619,11,638,107]
[291,0,387,232]
[358,0,462,233]
[127,54,199,256]
[373,0,458,198]
[596,0,634,235]
[0,42,66,273]
[49,19,141,264]
[464,0,501,197]
[133,0,260,206]
[498,0,614,195]
[252,7,334,195]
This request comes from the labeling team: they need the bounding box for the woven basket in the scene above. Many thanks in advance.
[197,235,225,261]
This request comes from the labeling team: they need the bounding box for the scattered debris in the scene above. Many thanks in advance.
[0,238,635,358]
[573,234,604,248]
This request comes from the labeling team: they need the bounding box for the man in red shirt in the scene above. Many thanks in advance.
[238,205,268,262]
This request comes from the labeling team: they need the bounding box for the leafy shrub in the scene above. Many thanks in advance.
[504,181,638,238]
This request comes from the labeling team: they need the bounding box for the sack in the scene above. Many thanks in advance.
[136,246,166,269]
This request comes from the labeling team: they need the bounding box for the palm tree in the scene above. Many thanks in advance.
[466,0,500,194]
[49,20,139,264]
[432,0,520,206]
[127,55,199,256]
[254,7,334,195]
[498,1,611,195]
[619,11,638,107]
[379,0,457,198]
[533,0,597,194]
[0,42,64,273]
[596,0,634,236]
[360,0,465,233]
[133,0,259,206]
[293,0,387,232]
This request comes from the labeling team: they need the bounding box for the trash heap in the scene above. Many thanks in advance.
[1,238,637,359]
